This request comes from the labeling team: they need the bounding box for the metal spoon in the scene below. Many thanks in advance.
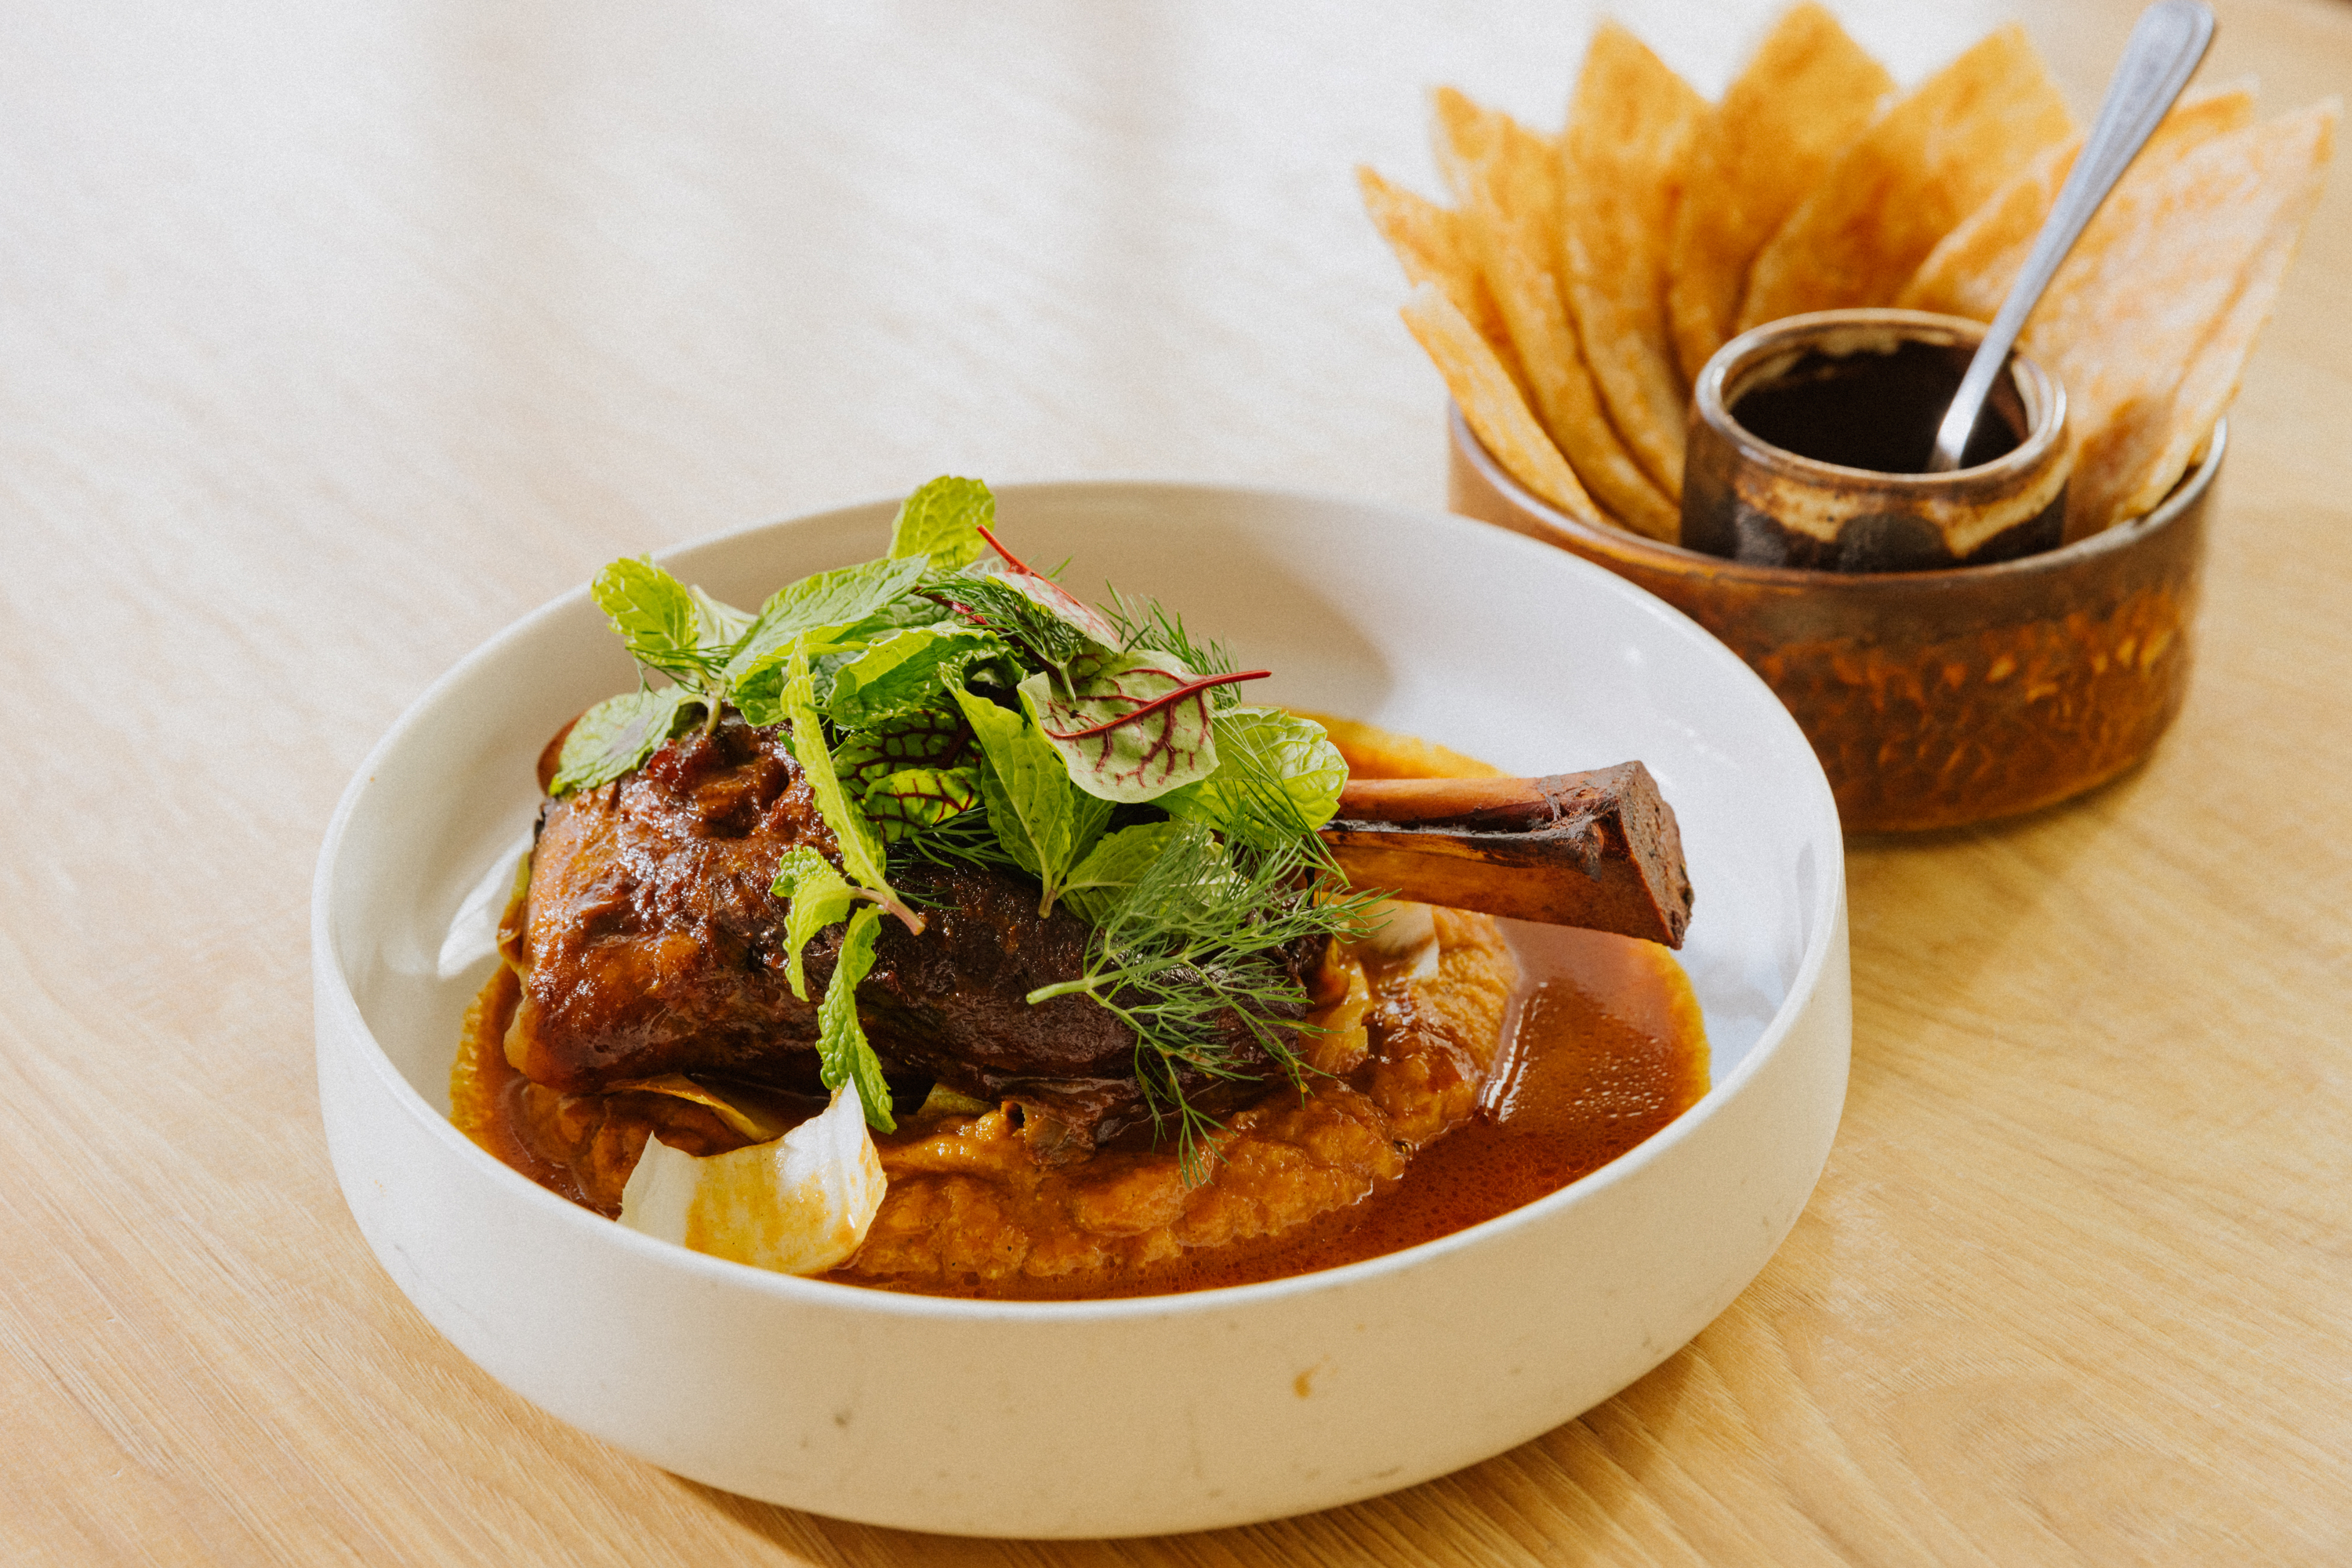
[1926,0,2215,472]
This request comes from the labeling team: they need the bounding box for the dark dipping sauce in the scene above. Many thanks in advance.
[1730,337,2025,474]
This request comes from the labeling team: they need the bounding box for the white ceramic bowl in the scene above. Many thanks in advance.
[312,482,1849,1538]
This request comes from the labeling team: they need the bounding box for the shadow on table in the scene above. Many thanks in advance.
[1836,750,2154,1100]
[674,1441,1648,1567]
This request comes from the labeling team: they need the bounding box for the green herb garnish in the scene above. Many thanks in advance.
[547,685,703,796]
[549,557,750,791]
[1026,822,1380,1181]
[949,682,1111,916]
[769,846,855,1003]
[1060,820,1184,925]
[728,557,931,724]
[1103,593,1247,710]
[818,906,896,1132]
[887,475,993,569]
[1163,705,1349,852]
[780,644,920,934]
[556,477,1367,1152]
[1019,657,1270,800]
[825,625,1004,730]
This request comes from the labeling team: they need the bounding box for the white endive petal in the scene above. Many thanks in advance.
[619,1082,886,1276]
[1359,898,1442,980]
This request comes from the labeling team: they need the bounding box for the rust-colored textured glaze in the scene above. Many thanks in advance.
[1449,405,2219,832]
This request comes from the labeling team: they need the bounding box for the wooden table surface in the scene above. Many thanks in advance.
[5,1,2348,1561]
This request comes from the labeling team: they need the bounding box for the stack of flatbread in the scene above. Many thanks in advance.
[1361,5,2335,544]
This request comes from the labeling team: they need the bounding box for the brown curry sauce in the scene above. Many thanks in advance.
[967,920,1708,1298]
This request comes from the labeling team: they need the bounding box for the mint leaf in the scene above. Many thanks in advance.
[780,645,898,902]
[724,556,930,698]
[758,557,932,647]
[950,684,1106,914]
[547,686,702,796]
[1062,820,1183,924]
[825,625,1004,730]
[862,767,982,841]
[1017,652,1223,804]
[817,905,895,1133]
[689,586,755,656]
[1162,706,1347,848]
[769,846,858,1002]
[593,558,702,679]
[730,664,790,728]
[887,476,993,571]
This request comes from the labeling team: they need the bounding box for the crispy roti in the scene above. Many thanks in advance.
[1399,282,1598,523]
[1435,89,1679,538]
[1358,165,1517,367]
[1737,24,2075,332]
[1666,4,1894,385]
[2017,104,2338,535]
[1900,83,2258,321]
[1557,22,1709,500]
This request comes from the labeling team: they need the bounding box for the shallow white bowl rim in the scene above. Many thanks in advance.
[311,477,1846,1323]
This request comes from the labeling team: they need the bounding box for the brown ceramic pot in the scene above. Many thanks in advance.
[1683,310,2071,572]
[1448,404,2220,833]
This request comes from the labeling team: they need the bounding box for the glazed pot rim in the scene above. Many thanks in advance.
[1694,307,2067,494]
[1450,403,2225,590]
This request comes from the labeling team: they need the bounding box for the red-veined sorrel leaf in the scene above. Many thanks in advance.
[1017,654,1269,804]
[833,707,974,793]
[862,767,982,840]
[976,521,1121,647]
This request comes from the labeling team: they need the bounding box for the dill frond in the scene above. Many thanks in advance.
[891,804,1022,877]
[1025,820,1381,1182]
[1102,592,1245,710]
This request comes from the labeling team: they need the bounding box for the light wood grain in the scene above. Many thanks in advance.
[3,1,2348,1562]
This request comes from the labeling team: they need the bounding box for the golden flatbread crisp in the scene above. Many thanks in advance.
[1558,22,1708,499]
[1438,90,1679,539]
[1666,4,1894,384]
[1356,165,1515,365]
[1429,84,1509,205]
[2022,103,2336,535]
[2118,107,2339,524]
[1462,188,1683,540]
[1900,83,2257,321]
[1399,283,1599,524]
[1737,24,2074,332]
[1434,100,1578,433]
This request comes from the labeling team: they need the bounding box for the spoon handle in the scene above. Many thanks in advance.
[1927,0,2215,473]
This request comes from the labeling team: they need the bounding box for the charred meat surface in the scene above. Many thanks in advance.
[505,717,1308,1142]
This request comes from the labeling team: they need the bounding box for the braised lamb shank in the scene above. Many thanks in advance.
[504,717,1308,1145]
[506,703,1696,1151]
